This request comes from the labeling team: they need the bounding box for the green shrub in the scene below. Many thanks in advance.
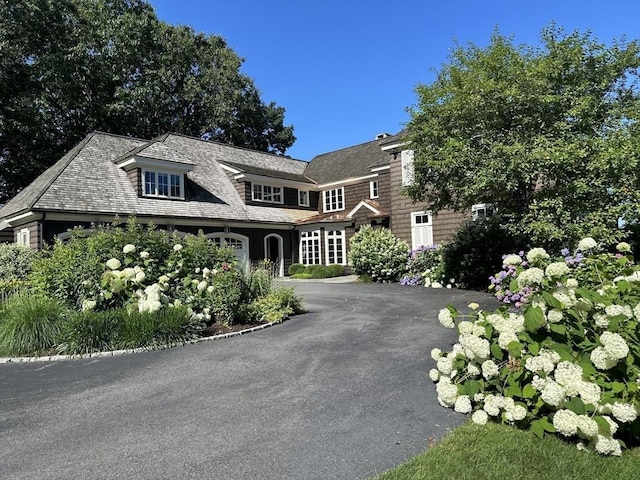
[250,287,304,323]
[291,272,313,279]
[348,226,409,283]
[0,243,36,281]
[306,264,330,278]
[441,217,529,290]
[431,240,640,456]
[242,268,274,300]
[288,263,306,275]
[57,309,118,355]
[0,293,67,356]
[326,264,345,277]
[113,306,202,349]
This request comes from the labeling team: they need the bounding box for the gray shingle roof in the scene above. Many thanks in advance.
[304,137,392,185]
[114,137,196,166]
[221,161,315,184]
[0,132,316,226]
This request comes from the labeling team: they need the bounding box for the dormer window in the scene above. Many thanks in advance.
[252,183,283,204]
[143,170,184,199]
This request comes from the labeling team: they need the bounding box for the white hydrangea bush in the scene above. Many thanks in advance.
[431,240,640,455]
[97,243,240,323]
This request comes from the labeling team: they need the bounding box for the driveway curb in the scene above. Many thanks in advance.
[0,319,283,364]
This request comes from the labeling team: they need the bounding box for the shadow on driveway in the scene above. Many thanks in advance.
[0,283,498,480]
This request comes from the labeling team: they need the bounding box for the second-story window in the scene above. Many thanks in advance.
[298,190,310,207]
[323,187,344,213]
[472,203,494,220]
[143,170,184,199]
[252,183,283,204]
[401,150,415,186]
[370,180,379,199]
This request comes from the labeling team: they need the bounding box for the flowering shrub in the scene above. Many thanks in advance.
[430,240,640,456]
[400,245,452,288]
[441,217,529,290]
[349,226,409,282]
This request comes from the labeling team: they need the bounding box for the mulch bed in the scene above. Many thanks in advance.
[200,321,264,337]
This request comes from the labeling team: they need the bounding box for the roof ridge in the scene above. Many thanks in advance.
[163,132,308,164]
[311,135,397,159]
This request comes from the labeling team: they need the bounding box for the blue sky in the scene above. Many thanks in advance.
[149,0,640,161]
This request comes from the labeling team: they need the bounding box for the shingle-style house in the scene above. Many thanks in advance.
[0,130,472,275]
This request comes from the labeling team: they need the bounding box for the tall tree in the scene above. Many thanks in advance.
[0,0,295,201]
[406,25,640,249]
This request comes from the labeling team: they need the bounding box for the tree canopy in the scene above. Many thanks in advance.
[0,0,295,201]
[406,25,640,249]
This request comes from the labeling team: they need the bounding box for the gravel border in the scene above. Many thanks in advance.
[0,319,283,364]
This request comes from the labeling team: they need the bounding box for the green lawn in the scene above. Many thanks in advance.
[374,421,640,480]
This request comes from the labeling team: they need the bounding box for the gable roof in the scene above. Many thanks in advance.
[304,136,392,185]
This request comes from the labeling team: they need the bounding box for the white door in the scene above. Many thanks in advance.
[411,211,433,248]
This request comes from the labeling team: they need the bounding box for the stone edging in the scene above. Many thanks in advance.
[0,319,282,364]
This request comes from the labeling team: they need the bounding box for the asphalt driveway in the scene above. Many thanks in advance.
[0,282,497,480]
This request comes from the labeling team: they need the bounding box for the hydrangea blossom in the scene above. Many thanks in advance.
[553,409,578,436]
[106,258,121,270]
[611,402,638,423]
[576,415,598,439]
[545,262,570,279]
[481,360,500,380]
[140,251,150,259]
[600,332,629,360]
[438,308,454,328]
[454,395,472,414]
[577,237,598,252]
[517,267,545,287]
[526,248,550,264]
[472,409,488,425]
[123,244,136,254]
[604,304,633,320]
[436,378,458,407]
[503,254,522,266]
[594,435,621,456]
[590,347,618,370]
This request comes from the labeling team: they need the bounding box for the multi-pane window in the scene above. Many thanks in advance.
[252,183,283,203]
[472,203,494,220]
[401,150,415,186]
[370,180,379,199]
[323,187,344,212]
[325,229,346,265]
[17,228,30,247]
[144,171,156,195]
[170,174,181,197]
[143,170,183,199]
[300,230,321,265]
[298,190,310,207]
[158,173,169,196]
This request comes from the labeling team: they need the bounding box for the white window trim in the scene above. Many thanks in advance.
[370,180,379,199]
[17,228,30,247]
[411,211,433,249]
[324,229,346,266]
[298,189,310,207]
[401,150,415,187]
[323,187,345,213]
[411,210,432,227]
[299,229,322,265]
[142,169,184,200]
[472,203,494,220]
[252,183,284,204]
